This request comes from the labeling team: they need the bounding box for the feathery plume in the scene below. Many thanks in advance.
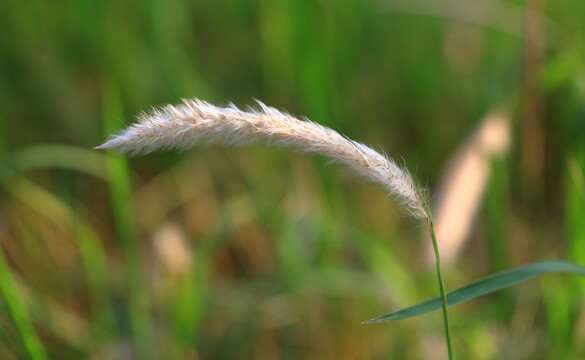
[96,98,427,220]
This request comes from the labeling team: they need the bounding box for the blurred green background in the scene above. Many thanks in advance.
[1,0,584,359]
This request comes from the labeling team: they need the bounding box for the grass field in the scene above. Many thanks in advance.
[1,0,584,358]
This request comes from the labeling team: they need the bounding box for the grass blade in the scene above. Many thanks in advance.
[364,260,585,323]
[0,144,108,182]
[0,251,48,360]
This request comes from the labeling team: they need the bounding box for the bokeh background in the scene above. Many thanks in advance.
[1,0,584,359]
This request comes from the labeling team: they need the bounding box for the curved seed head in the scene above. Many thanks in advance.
[97,98,428,220]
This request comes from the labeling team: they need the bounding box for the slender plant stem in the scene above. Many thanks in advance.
[425,204,453,359]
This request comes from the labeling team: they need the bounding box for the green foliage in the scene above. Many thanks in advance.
[365,260,585,323]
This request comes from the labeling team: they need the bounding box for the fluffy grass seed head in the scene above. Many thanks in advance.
[96,98,428,220]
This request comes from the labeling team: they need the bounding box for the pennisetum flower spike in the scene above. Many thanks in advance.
[96,98,428,221]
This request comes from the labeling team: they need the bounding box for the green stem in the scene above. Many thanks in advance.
[426,206,453,359]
